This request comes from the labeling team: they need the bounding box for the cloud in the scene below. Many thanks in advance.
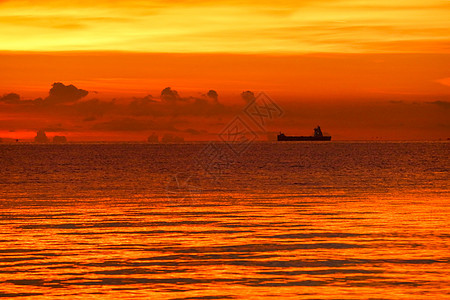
[53,136,67,143]
[128,87,234,117]
[43,124,66,132]
[241,91,255,103]
[129,95,158,116]
[73,98,115,117]
[147,133,159,143]
[184,128,201,135]
[206,90,218,102]
[429,100,450,109]
[93,118,151,131]
[0,83,89,106]
[133,95,156,103]
[160,87,180,102]
[83,116,97,122]
[0,93,20,104]
[34,130,49,143]
[161,133,184,143]
[44,82,88,104]
[0,84,239,141]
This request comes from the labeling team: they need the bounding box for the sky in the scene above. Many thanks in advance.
[0,0,449,141]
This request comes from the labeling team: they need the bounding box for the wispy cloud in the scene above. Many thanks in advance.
[0,0,448,53]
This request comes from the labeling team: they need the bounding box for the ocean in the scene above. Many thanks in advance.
[0,142,449,299]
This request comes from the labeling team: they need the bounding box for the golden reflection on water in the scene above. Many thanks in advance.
[0,193,449,299]
[0,142,449,298]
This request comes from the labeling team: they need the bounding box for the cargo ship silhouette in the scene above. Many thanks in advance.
[277,126,331,141]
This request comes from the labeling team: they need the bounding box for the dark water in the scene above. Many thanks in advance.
[0,142,449,299]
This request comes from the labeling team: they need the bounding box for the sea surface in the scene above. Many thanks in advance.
[0,142,449,299]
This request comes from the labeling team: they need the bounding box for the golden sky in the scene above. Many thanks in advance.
[0,0,449,53]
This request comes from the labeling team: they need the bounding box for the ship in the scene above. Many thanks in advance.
[277,126,331,141]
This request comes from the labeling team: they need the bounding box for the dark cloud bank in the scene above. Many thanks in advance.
[1,82,449,141]
[0,83,241,141]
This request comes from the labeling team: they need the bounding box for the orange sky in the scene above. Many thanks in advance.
[0,0,449,141]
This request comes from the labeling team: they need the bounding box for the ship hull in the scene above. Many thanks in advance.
[277,135,331,141]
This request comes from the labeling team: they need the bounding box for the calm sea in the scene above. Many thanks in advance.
[0,142,449,299]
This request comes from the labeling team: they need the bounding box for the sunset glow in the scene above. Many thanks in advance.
[1,2,449,299]
[0,0,449,141]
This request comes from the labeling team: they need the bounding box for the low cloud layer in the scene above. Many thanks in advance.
[429,100,450,109]
[1,82,449,141]
[128,87,233,118]
[0,83,243,140]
